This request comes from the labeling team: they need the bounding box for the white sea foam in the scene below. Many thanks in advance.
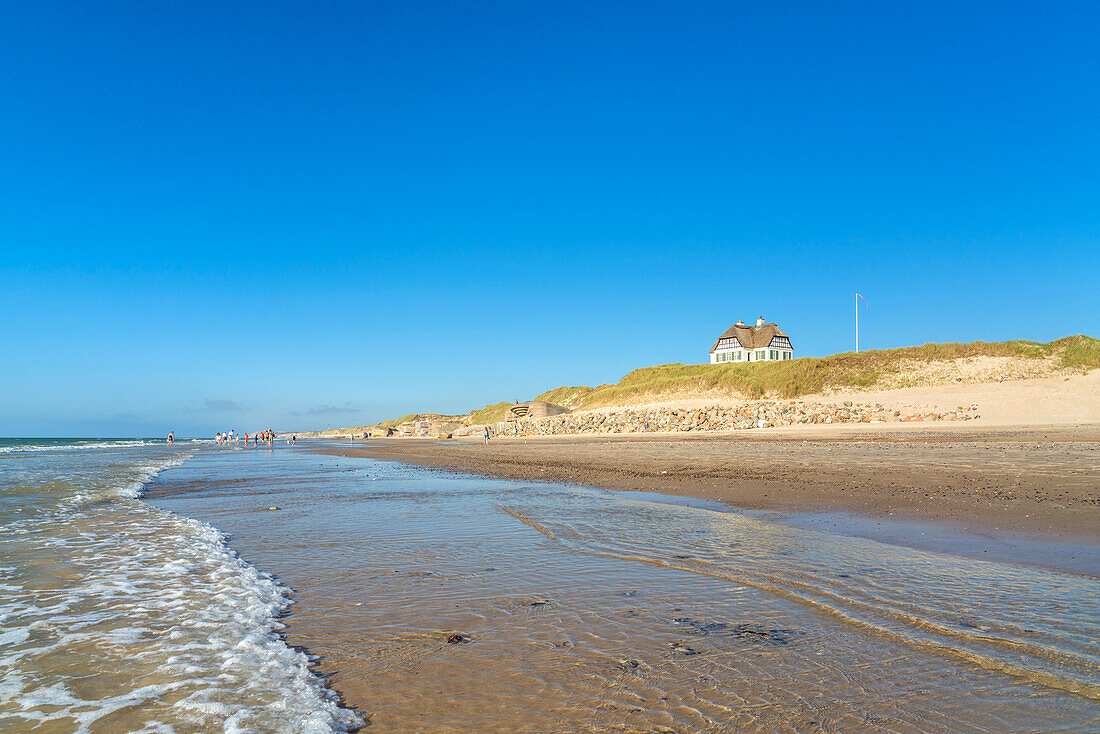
[0,439,154,454]
[0,438,212,454]
[0,445,362,733]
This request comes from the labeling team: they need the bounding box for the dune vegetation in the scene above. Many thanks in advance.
[481,335,1100,414]
[304,336,1097,435]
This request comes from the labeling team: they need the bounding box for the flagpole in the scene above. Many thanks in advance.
[855,292,859,352]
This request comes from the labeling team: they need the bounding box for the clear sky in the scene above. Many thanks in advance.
[1,1,1097,437]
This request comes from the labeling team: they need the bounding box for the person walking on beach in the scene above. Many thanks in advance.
[483,426,490,445]
[167,431,174,445]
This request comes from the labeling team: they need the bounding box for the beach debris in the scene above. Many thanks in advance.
[672,617,796,644]
[729,624,795,644]
[446,633,470,644]
[668,641,699,655]
[528,599,550,606]
[266,506,280,510]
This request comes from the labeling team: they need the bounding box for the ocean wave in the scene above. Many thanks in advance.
[0,439,154,454]
[0,438,214,455]
[0,448,362,733]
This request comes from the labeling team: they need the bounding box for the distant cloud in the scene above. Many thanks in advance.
[305,404,358,416]
[204,399,244,411]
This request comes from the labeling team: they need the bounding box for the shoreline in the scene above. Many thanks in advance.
[147,442,1100,730]
[312,422,1100,573]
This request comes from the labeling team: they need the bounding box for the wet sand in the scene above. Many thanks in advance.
[148,447,1100,732]
[314,423,1100,549]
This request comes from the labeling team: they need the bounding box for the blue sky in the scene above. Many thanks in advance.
[1,1,1097,436]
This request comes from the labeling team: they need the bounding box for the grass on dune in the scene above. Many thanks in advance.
[465,402,513,426]
[376,414,421,430]
[1057,334,1100,369]
[569,335,1098,406]
[534,385,596,407]
[383,335,1098,427]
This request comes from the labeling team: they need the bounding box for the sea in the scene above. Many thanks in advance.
[0,438,360,733]
[2,437,1098,733]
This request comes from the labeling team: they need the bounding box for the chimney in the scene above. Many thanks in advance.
[756,316,765,327]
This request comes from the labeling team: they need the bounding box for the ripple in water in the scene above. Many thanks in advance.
[0,440,360,733]
[148,448,1100,733]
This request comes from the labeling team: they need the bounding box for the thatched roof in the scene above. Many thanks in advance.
[710,321,791,352]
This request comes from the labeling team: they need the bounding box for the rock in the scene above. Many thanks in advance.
[495,396,955,437]
[668,641,699,655]
[446,633,469,644]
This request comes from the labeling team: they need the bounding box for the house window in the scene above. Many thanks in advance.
[736,351,742,360]
[719,352,726,362]
[757,350,765,360]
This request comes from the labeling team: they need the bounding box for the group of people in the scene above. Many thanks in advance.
[165,430,298,447]
[215,430,277,446]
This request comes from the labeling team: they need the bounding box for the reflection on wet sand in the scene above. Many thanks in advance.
[150,446,1100,733]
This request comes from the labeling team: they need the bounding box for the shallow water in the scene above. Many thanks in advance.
[0,439,360,733]
[146,443,1100,733]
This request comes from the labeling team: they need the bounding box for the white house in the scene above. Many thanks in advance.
[709,316,794,364]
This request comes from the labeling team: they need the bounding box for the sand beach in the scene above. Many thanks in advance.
[315,371,1100,548]
[317,423,1100,571]
[148,443,1100,732]
[5,361,1098,731]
